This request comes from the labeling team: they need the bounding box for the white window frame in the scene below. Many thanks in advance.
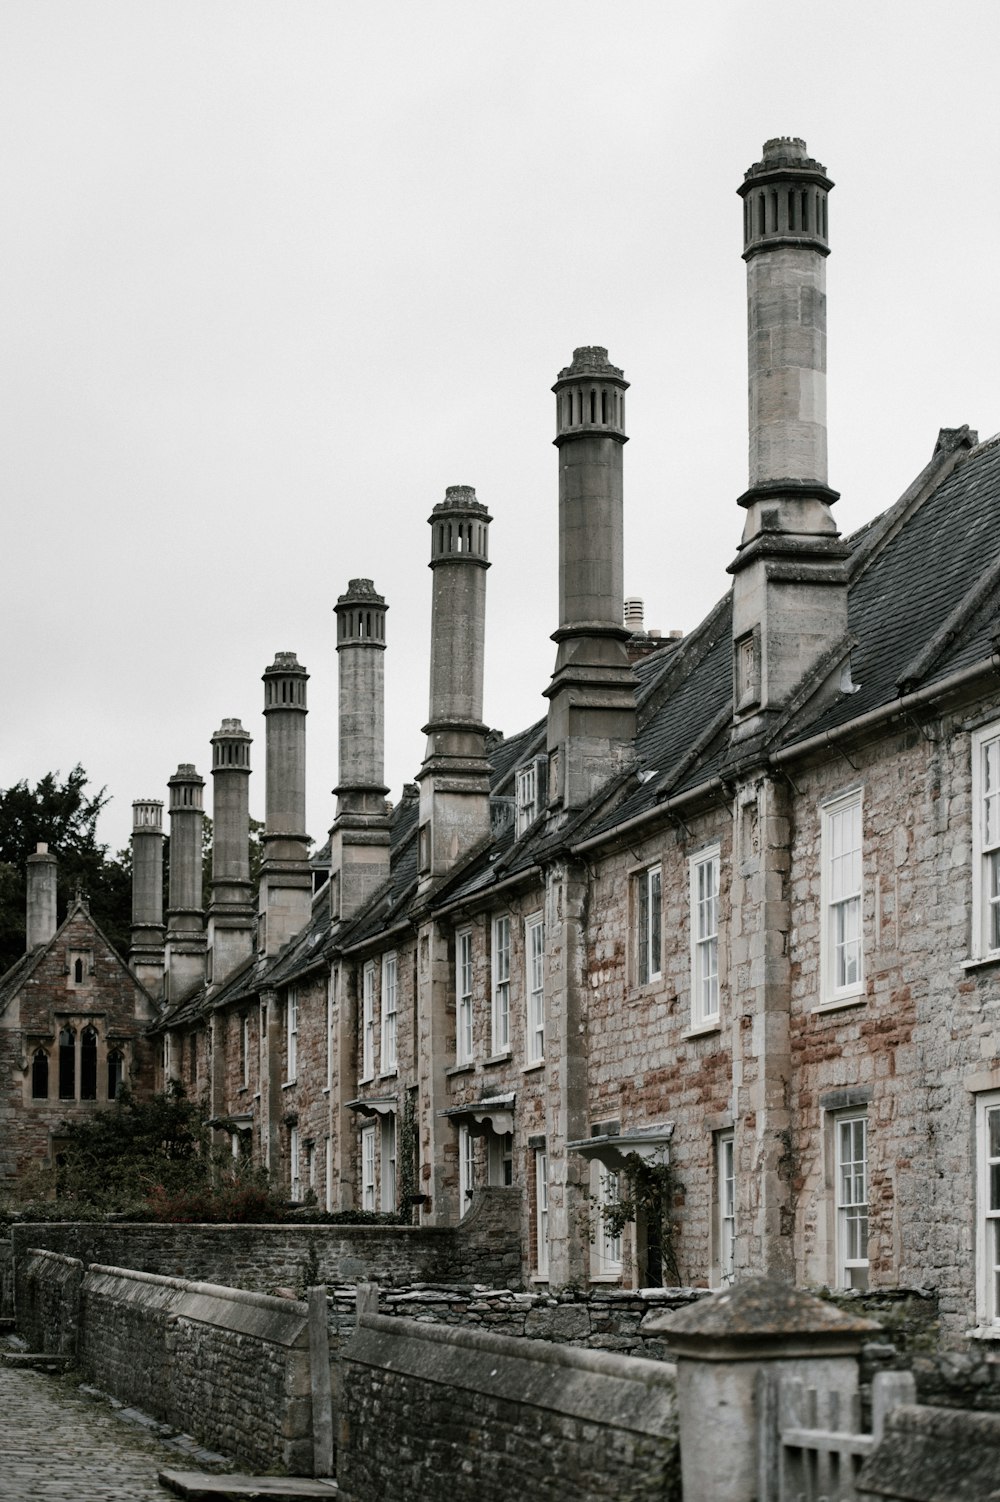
[515,763,537,837]
[535,1147,549,1277]
[289,1125,301,1202]
[361,961,375,1081]
[977,1091,1000,1328]
[456,929,474,1064]
[325,972,335,1092]
[381,953,398,1073]
[492,915,511,1054]
[361,1124,376,1211]
[380,1114,397,1214]
[590,1162,623,1279]
[821,791,864,1005]
[458,1123,475,1213]
[285,988,298,1083]
[716,1131,735,1286]
[835,1113,869,1289]
[525,913,545,1064]
[488,1130,513,1186]
[973,725,1000,961]
[690,845,721,1027]
[636,864,662,986]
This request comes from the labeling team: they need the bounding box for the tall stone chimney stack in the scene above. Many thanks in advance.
[207,718,254,986]
[164,765,206,1003]
[129,800,165,995]
[416,485,492,889]
[730,138,849,748]
[330,579,391,920]
[26,843,57,951]
[544,346,636,810]
[258,652,312,955]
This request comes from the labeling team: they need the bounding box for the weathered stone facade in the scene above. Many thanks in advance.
[6,133,1000,1364]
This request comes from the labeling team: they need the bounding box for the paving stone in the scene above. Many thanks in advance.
[0,1363,229,1501]
[159,1473,338,1500]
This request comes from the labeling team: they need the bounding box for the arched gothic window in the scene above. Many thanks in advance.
[80,1025,98,1101]
[31,1049,48,1100]
[58,1027,75,1100]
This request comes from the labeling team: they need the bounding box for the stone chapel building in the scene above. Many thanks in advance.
[6,137,1000,1345]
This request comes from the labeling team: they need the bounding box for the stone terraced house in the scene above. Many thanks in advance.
[6,136,1000,1346]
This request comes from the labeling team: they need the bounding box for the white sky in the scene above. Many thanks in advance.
[3,1,999,856]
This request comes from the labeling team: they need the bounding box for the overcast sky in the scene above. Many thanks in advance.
[4,1,1000,858]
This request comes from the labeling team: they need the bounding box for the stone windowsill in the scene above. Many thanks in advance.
[357,1075,374,1087]
[683,1020,721,1040]
[321,1086,330,1095]
[966,1325,1000,1341]
[588,1274,623,1285]
[281,1079,297,1090]
[521,1060,545,1074]
[960,954,1000,972]
[484,1051,512,1066]
[379,1069,398,1081]
[446,1062,476,1077]
[811,993,866,1016]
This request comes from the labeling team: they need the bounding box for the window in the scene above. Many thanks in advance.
[636,865,662,985]
[523,914,545,1064]
[836,1114,869,1289]
[973,726,1000,959]
[591,1164,623,1278]
[822,792,864,1002]
[381,954,397,1072]
[289,1125,301,1202]
[258,999,265,1095]
[81,1026,99,1100]
[492,916,511,1054]
[456,930,474,1064]
[326,973,335,1091]
[380,1115,397,1212]
[488,1130,513,1186]
[31,1049,48,1100]
[458,1123,475,1212]
[716,1131,735,1285]
[690,847,720,1027]
[58,1026,75,1100]
[107,1049,124,1100]
[362,962,375,1080]
[361,1125,376,1211]
[305,1139,315,1193]
[977,1092,1000,1327]
[534,1147,549,1277]
[516,763,538,837]
[285,989,298,1081]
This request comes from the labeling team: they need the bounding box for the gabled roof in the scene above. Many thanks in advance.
[0,897,155,1019]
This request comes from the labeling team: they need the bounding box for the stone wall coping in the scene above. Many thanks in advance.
[347,1312,677,1437]
[356,1310,676,1384]
[25,1248,84,1272]
[84,1264,310,1347]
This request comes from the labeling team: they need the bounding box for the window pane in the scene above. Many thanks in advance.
[989,1106,1000,1161]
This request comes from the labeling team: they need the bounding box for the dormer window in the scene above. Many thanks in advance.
[516,764,537,836]
[515,758,547,837]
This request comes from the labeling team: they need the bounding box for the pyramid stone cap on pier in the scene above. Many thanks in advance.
[648,1279,882,1361]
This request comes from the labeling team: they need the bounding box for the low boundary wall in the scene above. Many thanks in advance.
[339,1312,680,1502]
[9,1186,520,1301]
[18,1250,326,1475]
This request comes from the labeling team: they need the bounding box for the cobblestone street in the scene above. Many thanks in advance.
[0,1364,187,1501]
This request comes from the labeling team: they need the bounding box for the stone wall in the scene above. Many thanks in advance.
[19,1252,317,1475]
[326,1281,707,1359]
[10,1186,521,1305]
[0,1236,12,1319]
[338,1311,680,1502]
[16,1248,82,1354]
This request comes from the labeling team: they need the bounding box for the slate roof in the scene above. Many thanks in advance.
[154,423,1000,1014]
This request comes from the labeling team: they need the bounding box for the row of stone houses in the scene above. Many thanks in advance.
[6,136,1000,1344]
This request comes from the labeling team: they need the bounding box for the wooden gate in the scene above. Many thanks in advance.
[756,1368,916,1502]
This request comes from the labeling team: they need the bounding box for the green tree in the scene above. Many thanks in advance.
[0,766,132,975]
